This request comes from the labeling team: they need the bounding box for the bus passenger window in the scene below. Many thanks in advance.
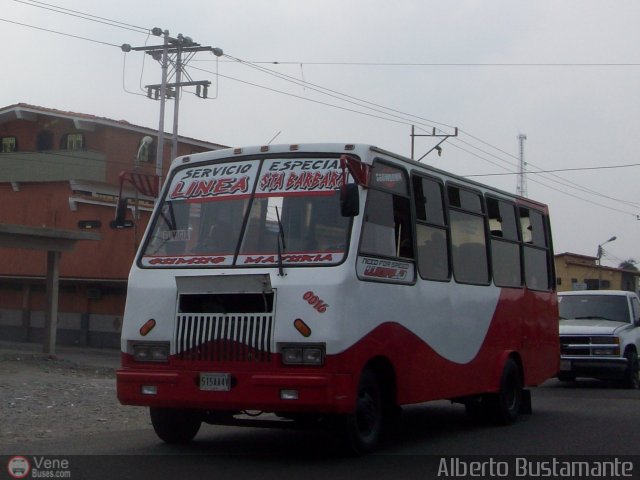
[361,190,413,259]
[413,175,449,281]
[416,225,448,280]
[519,207,551,291]
[487,197,522,288]
[448,186,489,285]
[361,161,414,261]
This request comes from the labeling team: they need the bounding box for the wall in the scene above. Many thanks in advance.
[0,280,126,348]
[0,107,221,348]
[0,182,148,279]
[555,255,625,292]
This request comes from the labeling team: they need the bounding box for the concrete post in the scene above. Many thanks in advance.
[43,250,61,355]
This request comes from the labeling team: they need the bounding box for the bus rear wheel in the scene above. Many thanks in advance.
[341,368,383,455]
[150,407,202,444]
[491,358,523,425]
[465,358,523,425]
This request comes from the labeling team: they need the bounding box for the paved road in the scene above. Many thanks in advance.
[2,379,638,479]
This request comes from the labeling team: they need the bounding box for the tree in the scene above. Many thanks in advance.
[619,259,638,271]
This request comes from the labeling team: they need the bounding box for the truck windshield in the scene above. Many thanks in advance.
[558,295,630,323]
[140,156,350,268]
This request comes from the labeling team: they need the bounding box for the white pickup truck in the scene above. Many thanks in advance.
[558,290,640,389]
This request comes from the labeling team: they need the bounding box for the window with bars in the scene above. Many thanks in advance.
[62,133,84,150]
[1,136,17,153]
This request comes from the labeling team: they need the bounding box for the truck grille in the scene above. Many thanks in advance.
[560,335,619,357]
[175,314,273,362]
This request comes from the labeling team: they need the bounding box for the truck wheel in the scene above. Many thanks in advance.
[487,358,523,425]
[623,351,639,389]
[342,368,383,455]
[150,407,202,444]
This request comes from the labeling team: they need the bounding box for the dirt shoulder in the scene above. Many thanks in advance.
[0,353,149,449]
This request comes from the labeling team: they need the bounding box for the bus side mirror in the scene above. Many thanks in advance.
[110,198,134,229]
[340,184,359,217]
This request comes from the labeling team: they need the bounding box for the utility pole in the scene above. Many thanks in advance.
[597,235,617,289]
[122,28,223,192]
[517,134,528,198]
[410,126,458,162]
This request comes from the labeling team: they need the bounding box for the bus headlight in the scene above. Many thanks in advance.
[281,344,325,366]
[131,342,170,363]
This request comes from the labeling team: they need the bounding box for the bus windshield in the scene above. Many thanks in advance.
[140,156,350,268]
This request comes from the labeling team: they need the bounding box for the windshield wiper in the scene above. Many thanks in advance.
[275,206,286,276]
[148,202,178,255]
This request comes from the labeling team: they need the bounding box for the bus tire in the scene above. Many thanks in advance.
[150,407,202,444]
[342,368,383,455]
[490,358,523,425]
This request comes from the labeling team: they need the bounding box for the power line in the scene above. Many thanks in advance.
[11,0,149,34]
[4,4,639,216]
[201,60,640,68]
[456,137,640,209]
[455,128,640,207]
[191,55,640,212]
[222,53,638,208]
[0,17,120,47]
[451,143,638,217]
[467,162,640,177]
[222,54,456,131]
[186,63,427,128]
[445,130,640,209]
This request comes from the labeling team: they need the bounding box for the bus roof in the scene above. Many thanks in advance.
[171,143,548,210]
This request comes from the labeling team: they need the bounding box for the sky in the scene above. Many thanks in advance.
[2,0,640,267]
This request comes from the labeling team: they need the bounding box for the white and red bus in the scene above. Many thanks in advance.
[116,143,559,453]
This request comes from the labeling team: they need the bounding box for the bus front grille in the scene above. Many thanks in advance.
[175,314,273,362]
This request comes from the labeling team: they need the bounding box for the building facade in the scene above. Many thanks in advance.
[555,252,639,293]
[0,103,225,347]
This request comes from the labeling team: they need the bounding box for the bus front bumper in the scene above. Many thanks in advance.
[116,368,355,414]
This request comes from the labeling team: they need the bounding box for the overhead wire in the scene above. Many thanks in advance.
[456,127,640,207]
[449,143,638,217]
[221,54,640,213]
[222,54,457,131]
[0,17,121,47]
[186,63,427,128]
[467,162,640,176]
[214,60,640,67]
[4,1,640,216]
[10,0,149,34]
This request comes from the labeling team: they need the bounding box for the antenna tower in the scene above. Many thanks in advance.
[517,134,528,197]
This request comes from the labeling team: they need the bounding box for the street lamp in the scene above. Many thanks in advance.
[597,235,617,289]
[136,136,154,167]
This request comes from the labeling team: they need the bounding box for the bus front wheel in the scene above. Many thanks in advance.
[341,368,383,455]
[150,407,202,444]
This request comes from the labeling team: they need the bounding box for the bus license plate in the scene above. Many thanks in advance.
[199,372,231,391]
